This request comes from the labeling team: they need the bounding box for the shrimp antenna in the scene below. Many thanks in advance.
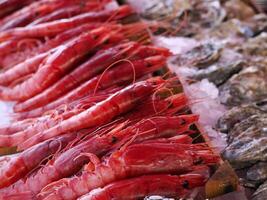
[93,59,136,95]
[152,87,174,114]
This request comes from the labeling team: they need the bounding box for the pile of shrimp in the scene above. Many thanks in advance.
[0,0,220,199]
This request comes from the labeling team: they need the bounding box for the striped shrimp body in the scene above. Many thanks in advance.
[0,5,134,41]
[18,78,164,150]
[0,23,101,69]
[28,1,109,26]
[0,0,36,19]
[0,0,102,30]
[0,94,114,147]
[0,0,103,31]
[13,41,140,112]
[78,172,208,200]
[14,87,120,120]
[25,54,166,113]
[14,45,170,112]
[0,26,124,101]
[0,118,34,136]
[39,142,219,200]
[0,51,49,86]
[0,133,76,189]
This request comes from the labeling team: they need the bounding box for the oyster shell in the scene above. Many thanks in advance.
[174,43,221,69]
[252,181,267,200]
[247,162,267,183]
[223,115,267,168]
[219,65,267,106]
[217,99,267,133]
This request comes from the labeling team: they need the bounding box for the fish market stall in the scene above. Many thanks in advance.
[0,0,263,200]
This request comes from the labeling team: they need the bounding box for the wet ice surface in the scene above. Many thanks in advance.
[182,79,227,152]
[0,101,14,126]
[155,36,228,152]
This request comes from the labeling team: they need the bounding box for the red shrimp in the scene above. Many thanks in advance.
[123,93,188,123]
[0,0,60,28]
[0,0,67,31]
[0,115,197,198]
[13,41,140,112]
[0,52,49,86]
[0,24,101,69]
[0,0,36,18]
[0,0,108,30]
[0,119,34,135]
[78,172,208,200]
[0,5,134,41]
[18,78,164,150]
[39,142,219,200]
[0,133,76,189]
[14,87,121,120]
[28,2,106,26]
[0,94,114,147]
[0,39,24,57]
[0,26,124,101]
[36,23,101,53]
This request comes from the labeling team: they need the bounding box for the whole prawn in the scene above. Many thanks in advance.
[0,133,76,189]
[0,94,113,147]
[78,172,208,200]
[0,51,49,86]
[39,142,219,199]
[14,87,120,120]
[18,78,164,150]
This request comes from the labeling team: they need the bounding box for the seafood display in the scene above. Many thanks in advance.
[0,0,227,200]
[127,0,267,198]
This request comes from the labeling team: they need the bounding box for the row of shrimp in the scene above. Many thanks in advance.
[0,1,220,199]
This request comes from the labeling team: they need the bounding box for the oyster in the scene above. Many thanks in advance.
[223,115,267,168]
[227,114,267,143]
[193,49,243,86]
[223,136,267,168]
[222,114,267,168]
[252,181,267,200]
[223,0,256,20]
[247,162,267,183]
[217,99,267,133]
[219,65,267,106]
[172,43,244,86]
[238,33,267,58]
[174,43,221,69]
[128,0,225,37]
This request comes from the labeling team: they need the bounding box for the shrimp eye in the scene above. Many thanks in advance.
[180,118,186,125]
[193,157,203,164]
[182,180,189,189]
[103,39,110,44]
[111,136,117,144]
